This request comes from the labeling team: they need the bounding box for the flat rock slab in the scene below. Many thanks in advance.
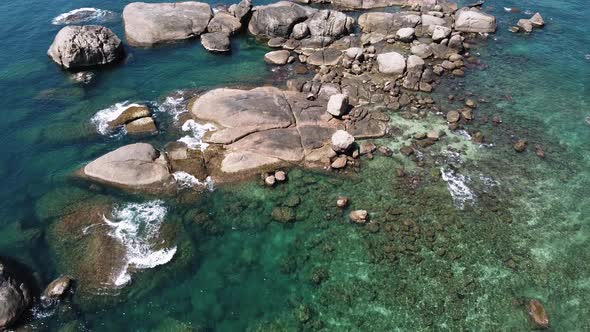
[123,2,212,46]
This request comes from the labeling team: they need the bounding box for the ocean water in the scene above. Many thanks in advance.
[0,0,589,331]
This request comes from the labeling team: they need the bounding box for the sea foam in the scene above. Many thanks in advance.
[103,200,176,287]
[52,8,117,25]
[172,171,216,191]
[441,168,476,209]
[91,101,140,136]
[178,119,216,151]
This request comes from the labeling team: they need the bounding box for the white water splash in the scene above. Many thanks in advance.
[172,171,216,191]
[157,92,187,121]
[441,168,476,209]
[90,101,140,135]
[102,200,176,287]
[178,119,216,150]
[52,8,117,25]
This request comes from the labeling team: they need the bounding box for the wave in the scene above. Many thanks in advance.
[52,8,117,25]
[172,171,215,191]
[102,200,176,287]
[440,168,475,209]
[90,101,141,136]
[178,119,216,151]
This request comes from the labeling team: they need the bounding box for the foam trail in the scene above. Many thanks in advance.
[103,200,176,287]
[157,92,187,120]
[52,8,117,25]
[440,168,476,209]
[178,119,216,151]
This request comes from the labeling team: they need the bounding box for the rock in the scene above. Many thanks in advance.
[265,175,276,186]
[465,99,476,108]
[82,143,172,189]
[411,44,433,59]
[431,25,451,42]
[42,275,73,303]
[275,171,287,182]
[331,156,348,169]
[530,13,545,28]
[264,50,291,65]
[201,32,231,52]
[442,60,456,70]
[421,14,446,28]
[514,139,528,152]
[331,130,355,153]
[272,207,296,223]
[326,94,349,117]
[447,110,460,123]
[108,104,151,128]
[359,142,377,155]
[448,34,464,50]
[455,7,497,33]
[358,12,420,35]
[377,52,406,75]
[291,22,310,39]
[207,12,242,35]
[248,2,311,38]
[396,27,415,42]
[336,196,349,208]
[403,55,424,90]
[427,130,439,140]
[534,144,546,159]
[230,0,252,22]
[517,19,533,33]
[349,210,368,224]
[126,117,158,135]
[526,299,549,329]
[123,2,213,46]
[0,259,32,330]
[305,9,353,39]
[306,49,342,66]
[47,25,124,69]
[268,37,286,48]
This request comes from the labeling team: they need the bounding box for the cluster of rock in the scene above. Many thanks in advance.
[109,104,158,135]
[512,13,545,33]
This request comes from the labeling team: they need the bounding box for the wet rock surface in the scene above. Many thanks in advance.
[0,258,32,330]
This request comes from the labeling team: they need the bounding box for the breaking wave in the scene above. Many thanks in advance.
[52,8,117,25]
[172,171,216,191]
[440,168,476,209]
[178,119,216,150]
[90,101,140,136]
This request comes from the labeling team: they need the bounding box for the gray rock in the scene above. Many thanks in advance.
[331,130,355,153]
[358,12,420,35]
[42,275,73,303]
[108,104,151,129]
[47,25,123,69]
[377,52,406,75]
[396,27,415,42]
[0,259,31,330]
[83,143,172,189]
[207,12,242,35]
[421,14,446,27]
[455,7,496,33]
[264,50,291,65]
[326,94,349,117]
[448,34,464,50]
[403,55,424,90]
[306,49,342,66]
[230,0,252,22]
[530,13,545,27]
[201,32,231,52]
[291,22,310,39]
[517,19,533,33]
[411,43,433,58]
[248,1,311,38]
[122,2,212,46]
[305,10,353,39]
[431,25,451,42]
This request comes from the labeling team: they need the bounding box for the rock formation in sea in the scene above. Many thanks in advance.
[0,258,32,330]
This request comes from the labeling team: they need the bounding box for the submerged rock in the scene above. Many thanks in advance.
[513,139,528,152]
[526,299,549,329]
[122,2,212,46]
[349,210,368,224]
[82,143,172,190]
[455,7,497,33]
[41,275,73,304]
[0,259,32,330]
[47,25,124,69]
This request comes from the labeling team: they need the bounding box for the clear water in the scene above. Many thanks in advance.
[1,0,589,330]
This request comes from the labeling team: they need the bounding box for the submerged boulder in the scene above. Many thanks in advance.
[82,143,172,189]
[0,259,32,330]
[47,25,124,69]
[455,7,496,33]
[122,2,212,46]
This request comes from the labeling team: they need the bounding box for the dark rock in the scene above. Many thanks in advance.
[526,299,549,329]
[272,206,296,223]
[513,139,528,152]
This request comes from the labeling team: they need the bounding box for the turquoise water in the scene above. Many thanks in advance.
[1,0,589,330]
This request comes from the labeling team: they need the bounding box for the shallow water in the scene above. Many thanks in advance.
[1,0,589,331]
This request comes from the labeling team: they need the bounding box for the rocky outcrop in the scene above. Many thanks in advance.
[122,2,212,46]
[0,259,32,330]
[47,25,124,69]
[454,7,496,33]
[82,143,172,189]
[201,32,231,52]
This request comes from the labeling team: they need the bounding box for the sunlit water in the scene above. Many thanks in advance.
[0,0,589,330]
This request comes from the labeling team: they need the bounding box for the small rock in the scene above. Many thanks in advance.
[272,207,296,223]
[534,144,545,158]
[336,196,349,208]
[349,210,368,224]
[126,117,157,135]
[396,27,415,42]
[526,299,549,329]
[265,175,276,186]
[359,142,377,155]
[399,146,414,156]
[275,171,287,182]
[431,25,451,42]
[331,156,348,169]
[42,275,73,303]
[509,26,520,33]
[517,19,533,33]
[427,130,439,140]
[530,13,545,28]
[264,50,290,65]
[447,110,460,123]
[465,99,476,108]
[395,168,405,177]
[331,130,355,153]
[514,139,528,152]
[326,94,349,117]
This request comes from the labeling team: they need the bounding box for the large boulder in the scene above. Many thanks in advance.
[207,12,242,35]
[229,0,252,22]
[305,10,353,39]
[47,25,124,69]
[201,32,231,52]
[264,50,291,65]
[327,94,349,117]
[248,1,311,38]
[377,52,406,75]
[358,12,420,35]
[0,259,32,330]
[82,143,172,189]
[122,2,213,46]
[454,7,496,33]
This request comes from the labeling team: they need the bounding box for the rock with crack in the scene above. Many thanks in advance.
[47,25,124,69]
[122,2,213,46]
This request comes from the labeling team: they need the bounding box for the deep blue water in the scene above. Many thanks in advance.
[0,0,589,330]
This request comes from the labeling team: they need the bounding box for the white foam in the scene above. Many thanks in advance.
[178,119,216,151]
[52,8,117,25]
[172,172,216,191]
[479,174,499,188]
[91,101,140,136]
[440,167,476,209]
[157,92,187,120]
[102,200,176,287]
